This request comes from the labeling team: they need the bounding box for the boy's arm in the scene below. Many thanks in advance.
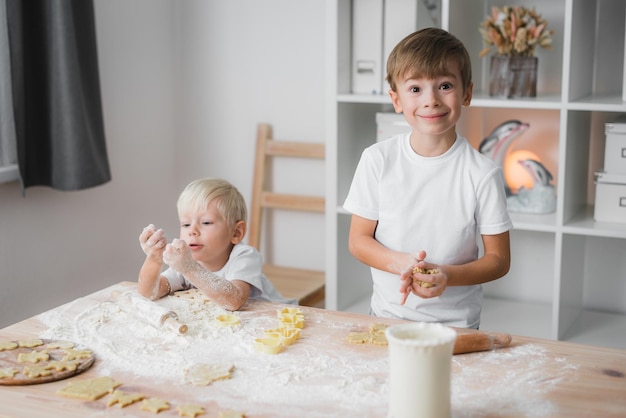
[181,263,251,311]
[137,225,169,300]
[348,214,418,275]
[443,231,510,286]
[163,240,251,311]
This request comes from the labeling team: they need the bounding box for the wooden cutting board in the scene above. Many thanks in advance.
[0,339,95,386]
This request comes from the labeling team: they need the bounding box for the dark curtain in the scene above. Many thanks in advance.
[5,0,110,192]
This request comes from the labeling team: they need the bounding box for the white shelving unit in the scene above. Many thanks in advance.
[325,0,626,349]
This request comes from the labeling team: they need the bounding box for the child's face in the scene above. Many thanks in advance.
[389,60,472,143]
[178,200,239,270]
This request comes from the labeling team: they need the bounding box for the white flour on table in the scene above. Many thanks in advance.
[37,285,577,417]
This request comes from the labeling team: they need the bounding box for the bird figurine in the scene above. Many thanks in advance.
[479,120,530,196]
[479,120,530,167]
[506,158,556,214]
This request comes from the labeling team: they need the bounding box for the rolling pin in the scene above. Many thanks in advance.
[453,331,512,355]
[112,291,188,334]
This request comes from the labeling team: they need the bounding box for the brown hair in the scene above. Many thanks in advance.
[386,27,472,93]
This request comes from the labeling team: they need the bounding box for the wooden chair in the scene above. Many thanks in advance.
[249,123,326,308]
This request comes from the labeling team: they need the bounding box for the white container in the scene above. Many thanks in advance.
[604,117,626,174]
[385,322,457,418]
[594,172,626,224]
[376,112,410,142]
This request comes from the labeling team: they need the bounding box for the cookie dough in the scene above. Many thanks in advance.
[46,341,75,350]
[18,339,44,348]
[61,348,93,361]
[254,336,284,355]
[46,360,80,372]
[0,341,18,351]
[214,314,240,326]
[413,267,439,288]
[17,350,49,364]
[219,410,245,418]
[177,404,205,417]
[22,364,52,379]
[0,368,18,379]
[107,389,145,408]
[141,397,170,413]
[185,363,235,386]
[56,376,122,400]
[347,323,388,346]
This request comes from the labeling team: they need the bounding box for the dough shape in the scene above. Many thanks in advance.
[141,397,170,413]
[17,350,49,363]
[0,341,18,351]
[46,341,75,350]
[185,363,235,386]
[277,307,302,315]
[266,327,300,346]
[175,289,210,303]
[0,368,19,379]
[107,389,145,407]
[254,336,284,355]
[18,339,44,348]
[23,364,52,378]
[46,359,80,372]
[177,404,205,417]
[277,312,304,329]
[347,323,388,346]
[61,348,93,361]
[214,314,240,326]
[219,410,245,418]
[56,376,122,400]
[412,267,439,288]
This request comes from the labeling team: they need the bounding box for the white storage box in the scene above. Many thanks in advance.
[594,171,626,223]
[604,117,626,174]
[376,112,410,142]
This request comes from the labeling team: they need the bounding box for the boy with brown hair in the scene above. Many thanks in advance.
[344,28,512,328]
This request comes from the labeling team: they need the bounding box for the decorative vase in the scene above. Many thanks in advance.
[489,55,538,98]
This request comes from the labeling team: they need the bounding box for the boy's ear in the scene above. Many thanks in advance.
[231,220,246,244]
[463,82,474,106]
[389,89,403,113]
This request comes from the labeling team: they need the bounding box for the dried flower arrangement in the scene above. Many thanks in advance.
[479,6,554,57]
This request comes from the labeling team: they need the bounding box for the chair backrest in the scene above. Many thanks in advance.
[249,123,325,307]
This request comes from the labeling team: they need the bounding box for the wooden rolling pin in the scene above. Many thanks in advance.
[452,330,512,355]
[111,291,188,334]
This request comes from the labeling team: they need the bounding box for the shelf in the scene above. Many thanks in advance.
[509,212,557,233]
[563,206,626,239]
[568,94,626,112]
[559,309,626,350]
[328,0,626,346]
[481,297,553,340]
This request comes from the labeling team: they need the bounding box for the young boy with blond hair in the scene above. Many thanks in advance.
[138,177,293,310]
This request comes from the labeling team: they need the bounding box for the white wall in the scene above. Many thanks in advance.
[0,0,326,327]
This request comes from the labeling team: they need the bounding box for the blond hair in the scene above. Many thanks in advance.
[386,27,472,93]
[177,178,247,227]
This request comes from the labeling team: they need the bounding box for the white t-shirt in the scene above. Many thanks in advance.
[162,243,296,305]
[343,133,513,328]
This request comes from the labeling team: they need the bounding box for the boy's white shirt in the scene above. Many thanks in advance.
[162,243,296,304]
[343,132,513,328]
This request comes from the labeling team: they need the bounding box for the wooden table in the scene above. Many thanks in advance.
[1,282,625,418]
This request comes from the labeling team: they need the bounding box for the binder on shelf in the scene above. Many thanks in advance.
[351,0,384,95]
[382,0,442,93]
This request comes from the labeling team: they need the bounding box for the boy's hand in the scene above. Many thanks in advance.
[139,224,167,261]
[399,250,426,304]
[163,238,197,274]
[400,252,448,303]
